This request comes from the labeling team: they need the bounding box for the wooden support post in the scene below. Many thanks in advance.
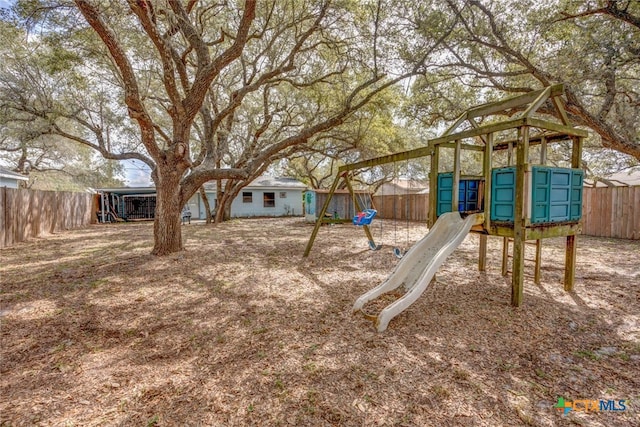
[540,136,547,165]
[479,234,487,271]
[303,173,343,257]
[512,126,529,307]
[344,174,375,245]
[507,141,513,166]
[564,235,577,291]
[483,133,493,231]
[502,237,509,276]
[534,239,542,284]
[452,139,461,213]
[429,147,439,227]
[563,136,582,290]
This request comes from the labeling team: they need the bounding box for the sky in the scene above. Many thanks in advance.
[121,159,153,187]
[0,0,152,188]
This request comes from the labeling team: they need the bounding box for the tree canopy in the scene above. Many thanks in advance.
[0,0,637,254]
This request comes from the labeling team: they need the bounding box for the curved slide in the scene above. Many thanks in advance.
[353,212,480,332]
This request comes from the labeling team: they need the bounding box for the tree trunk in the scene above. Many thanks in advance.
[152,171,183,255]
[199,186,213,224]
[214,192,232,223]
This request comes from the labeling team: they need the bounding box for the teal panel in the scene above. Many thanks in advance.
[570,169,583,220]
[437,173,453,216]
[531,167,550,224]
[439,174,485,216]
[491,167,516,221]
[530,166,582,223]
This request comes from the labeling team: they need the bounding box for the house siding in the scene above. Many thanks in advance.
[189,188,304,219]
[0,177,21,189]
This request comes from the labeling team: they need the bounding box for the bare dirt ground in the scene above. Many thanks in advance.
[1,217,638,426]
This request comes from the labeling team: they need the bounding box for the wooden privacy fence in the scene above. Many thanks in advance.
[0,187,96,249]
[373,187,639,240]
[582,186,639,240]
[372,194,430,222]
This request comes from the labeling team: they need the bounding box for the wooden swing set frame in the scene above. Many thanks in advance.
[304,84,588,307]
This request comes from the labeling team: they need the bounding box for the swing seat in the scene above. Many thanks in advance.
[353,209,377,226]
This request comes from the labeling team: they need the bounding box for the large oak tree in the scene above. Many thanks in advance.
[1,0,451,254]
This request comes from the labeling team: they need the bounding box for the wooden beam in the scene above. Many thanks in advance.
[467,84,564,119]
[502,237,509,276]
[552,95,570,125]
[432,118,527,146]
[524,117,588,138]
[493,131,575,150]
[511,126,530,307]
[571,136,583,168]
[303,173,343,257]
[429,148,439,227]
[520,86,551,118]
[479,234,487,271]
[483,133,493,231]
[339,146,434,172]
[442,111,467,136]
[534,239,542,284]
[440,141,485,151]
[540,136,547,165]
[452,140,461,213]
[564,235,577,291]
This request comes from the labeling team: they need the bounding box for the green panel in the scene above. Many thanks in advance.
[437,173,453,216]
[531,167,550,224]
[570,169,583,220]
[530,167,581,223]
[491,167,516,221]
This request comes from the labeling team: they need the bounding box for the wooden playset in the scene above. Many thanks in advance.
[304,84,587,309]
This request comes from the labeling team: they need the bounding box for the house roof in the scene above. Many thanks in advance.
[96,187,156,195]
[246,176,307,189]
[97,176,307,194]
[0,167,28,181]
[203,176,307,191]
[375,179,429,196]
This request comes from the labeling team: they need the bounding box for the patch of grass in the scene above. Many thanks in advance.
[431,384,450,400]
[274,378,285,390]
[453,368,470,381]
[535,368,549,379]
[496,358,518,371]
[146,415,159,426]
[573,350,600,361]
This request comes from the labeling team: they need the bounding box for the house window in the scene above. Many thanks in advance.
[242,192,253,203]
[279,191,287,198]
[263,192,275,208]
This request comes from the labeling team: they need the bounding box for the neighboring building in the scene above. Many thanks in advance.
[0,167,28,189]
[96,176,307,222]
[189,176,306,219]
[96,187,157,222]
[374,178,429,196]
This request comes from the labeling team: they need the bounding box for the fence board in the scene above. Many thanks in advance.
[0,188,94,249]
[634,187,640,239]
[373,194,430,222]
[0,188,5,247]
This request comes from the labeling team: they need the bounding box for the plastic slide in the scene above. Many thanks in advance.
[353,211,480,332]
